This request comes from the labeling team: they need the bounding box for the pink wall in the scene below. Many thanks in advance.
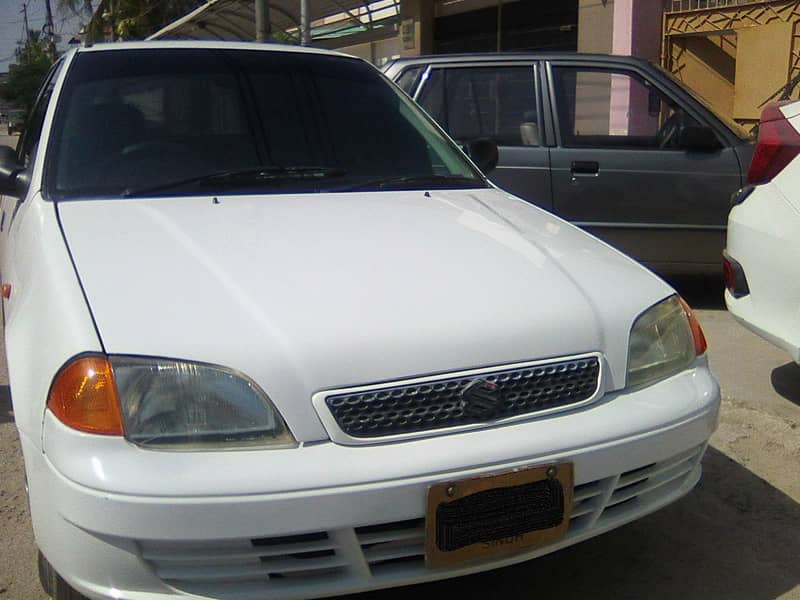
[613,0,663,61]
[610,0,663,134]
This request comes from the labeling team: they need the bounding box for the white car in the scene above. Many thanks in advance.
[726,100,800,362]
[0,42,718,600]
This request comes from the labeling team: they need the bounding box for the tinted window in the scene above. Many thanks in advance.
[395,66,424,95]
[552,67,705,150]
[418,66,539,146]
[46,49,482,199]
[19,59,63,166]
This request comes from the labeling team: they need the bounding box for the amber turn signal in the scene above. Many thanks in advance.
[679,297,708,356]
[48,355,124,435]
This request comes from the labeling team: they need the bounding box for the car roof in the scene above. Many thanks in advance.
[384,52,653,69]
[73,40,354,60]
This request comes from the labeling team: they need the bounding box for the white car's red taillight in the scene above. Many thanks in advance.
[747,102,800,185]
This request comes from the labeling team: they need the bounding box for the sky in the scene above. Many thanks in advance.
[1,0,85,73]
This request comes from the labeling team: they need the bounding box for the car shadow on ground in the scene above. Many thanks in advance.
[771,362,800,407]
[343,446,799,600]
[663,274,725,311]
[0,385,12,424]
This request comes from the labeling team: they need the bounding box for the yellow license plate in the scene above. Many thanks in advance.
[425,462,573,568]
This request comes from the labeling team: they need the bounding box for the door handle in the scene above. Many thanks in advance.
[570,161,599,175]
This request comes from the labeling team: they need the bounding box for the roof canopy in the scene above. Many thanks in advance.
[148,0,398,44]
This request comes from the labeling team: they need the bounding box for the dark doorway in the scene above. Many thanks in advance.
[434,0,578,54]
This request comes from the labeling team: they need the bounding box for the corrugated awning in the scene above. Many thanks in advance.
[148,0,396,43]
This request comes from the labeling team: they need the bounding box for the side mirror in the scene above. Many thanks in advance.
[679,126,722,153]
[0,145,28,197]
[465,138,499,175]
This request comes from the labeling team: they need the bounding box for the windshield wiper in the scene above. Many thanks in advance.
[332,174,486,192]
[122,166,347,197]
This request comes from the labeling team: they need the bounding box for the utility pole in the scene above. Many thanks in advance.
[21,3,31,44]
[300,0,310,46]
[496,0,503,52]
[255,0,271,42]
[43,0,57,59]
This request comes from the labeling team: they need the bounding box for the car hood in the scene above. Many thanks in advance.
[58,188,672,442]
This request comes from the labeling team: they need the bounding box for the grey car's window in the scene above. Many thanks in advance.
[552,67,705,150]
[417,66,540,147]
[45,49,484,199]
[395,66,425,96]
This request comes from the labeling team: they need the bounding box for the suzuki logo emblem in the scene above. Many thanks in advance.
[460,379,504,419]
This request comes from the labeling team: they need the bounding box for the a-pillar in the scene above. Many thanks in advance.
[399,0,435,57]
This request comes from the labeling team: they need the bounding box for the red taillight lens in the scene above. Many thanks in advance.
[746,102,800,185]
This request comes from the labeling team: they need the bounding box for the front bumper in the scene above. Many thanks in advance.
[28,362,719,600]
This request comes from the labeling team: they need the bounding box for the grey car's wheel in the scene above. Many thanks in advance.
[38,551,90,600]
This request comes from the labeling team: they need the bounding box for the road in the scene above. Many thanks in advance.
[0,270,798,598]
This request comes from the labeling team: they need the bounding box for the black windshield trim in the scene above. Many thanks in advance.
[121,166,348,198]
[331,174,488,192]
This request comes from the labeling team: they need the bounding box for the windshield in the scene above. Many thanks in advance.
[45,48,486,199]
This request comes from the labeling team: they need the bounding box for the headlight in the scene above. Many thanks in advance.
[627,295,705,388]
[110,357,296,450]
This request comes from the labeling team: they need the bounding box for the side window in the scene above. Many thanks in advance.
[552,67,704,150]
[417,66,539,147]
[18,59,63,166]
[395,66,424,96]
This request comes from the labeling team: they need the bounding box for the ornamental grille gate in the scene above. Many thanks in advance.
[663,0,800,129]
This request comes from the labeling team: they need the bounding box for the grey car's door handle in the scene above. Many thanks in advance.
[571,161,599,175]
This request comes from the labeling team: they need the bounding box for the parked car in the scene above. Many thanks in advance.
[383,53,755,275]
[725,100,800,362]
[0,41,718,600]
[6,109,25,135]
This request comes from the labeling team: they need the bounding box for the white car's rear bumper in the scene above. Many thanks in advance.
[726,183,800,363]
[26,362,719,600]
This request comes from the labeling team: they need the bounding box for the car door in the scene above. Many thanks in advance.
[414,62,553,213]
[546,61,742,272]
[0,61,61,288]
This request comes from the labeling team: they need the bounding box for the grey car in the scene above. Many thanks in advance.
[383,53,755,275]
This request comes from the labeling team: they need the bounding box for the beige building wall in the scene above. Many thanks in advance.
[734,21,793,121]
[577,0,614,54]
[673,36,736,119]
[399,0,435,56]
[338,36,402,66]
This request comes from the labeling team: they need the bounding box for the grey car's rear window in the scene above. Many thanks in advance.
[46,49,484,199]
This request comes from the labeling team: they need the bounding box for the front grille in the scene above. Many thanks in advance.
[324,356,600,438]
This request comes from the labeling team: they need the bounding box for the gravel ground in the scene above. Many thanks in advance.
[1,281,798,600]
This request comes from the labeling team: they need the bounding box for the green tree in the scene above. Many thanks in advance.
[0,32,56,117]
[82,0,204,42]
